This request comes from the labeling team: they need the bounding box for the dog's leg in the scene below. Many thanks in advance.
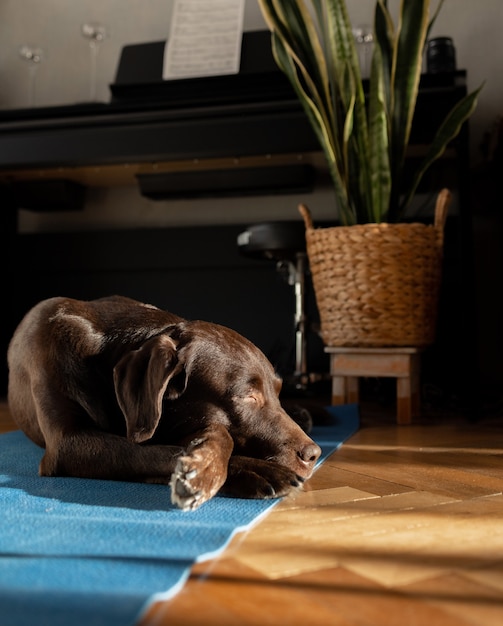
[39,430,183,484]
[17,386,181,484]
[13,395,173,484]
[170,423,233,511]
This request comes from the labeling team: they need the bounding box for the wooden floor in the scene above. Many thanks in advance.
[1,399,502,626]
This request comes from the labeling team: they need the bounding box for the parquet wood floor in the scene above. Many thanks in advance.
[1,399,502,625]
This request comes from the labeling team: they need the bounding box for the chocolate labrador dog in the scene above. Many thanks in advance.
[7,296,321,511]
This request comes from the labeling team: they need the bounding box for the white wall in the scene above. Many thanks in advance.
[0,0,501,233]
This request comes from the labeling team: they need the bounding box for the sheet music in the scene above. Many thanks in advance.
[163,0,245,80]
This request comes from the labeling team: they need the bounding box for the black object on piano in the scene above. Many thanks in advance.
[110,31,295,106]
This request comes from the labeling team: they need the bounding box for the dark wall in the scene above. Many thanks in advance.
[3,224,328,395]
[3,218,483,412]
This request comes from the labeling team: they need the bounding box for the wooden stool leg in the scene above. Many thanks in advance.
[331,375,347,405]
[410,354,421,418]
[396,353,421,425]
[396,377,413,425]
[346,376,359,404]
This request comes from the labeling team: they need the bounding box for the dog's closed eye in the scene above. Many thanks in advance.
[243,393,264,407]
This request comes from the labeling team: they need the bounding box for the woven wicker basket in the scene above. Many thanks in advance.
[299,189,452,348]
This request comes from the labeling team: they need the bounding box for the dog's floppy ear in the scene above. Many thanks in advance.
[113,333,186,443]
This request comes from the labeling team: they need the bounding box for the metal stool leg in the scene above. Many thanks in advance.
[280,252,308,390]
[293,252,308,386]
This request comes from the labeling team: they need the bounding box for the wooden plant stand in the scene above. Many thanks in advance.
[325,346,422,425]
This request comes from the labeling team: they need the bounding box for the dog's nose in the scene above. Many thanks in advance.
[298,442,322,466]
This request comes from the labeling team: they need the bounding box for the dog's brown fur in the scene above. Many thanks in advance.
[7,296,321,510]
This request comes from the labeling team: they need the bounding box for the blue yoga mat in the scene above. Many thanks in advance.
[0,404,359,626]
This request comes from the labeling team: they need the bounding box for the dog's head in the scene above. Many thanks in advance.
[113,320,321,480]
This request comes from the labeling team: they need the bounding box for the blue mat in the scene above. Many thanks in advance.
[0,404,359,626]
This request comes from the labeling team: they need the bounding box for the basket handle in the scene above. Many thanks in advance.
[434,188,452,232]
[298,203,313,230]
[299,191,451,233]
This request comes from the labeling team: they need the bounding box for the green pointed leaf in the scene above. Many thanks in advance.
[401,85,483,212]
[388,0,431,220]
[270,30,352,222]
[368,41,391,222]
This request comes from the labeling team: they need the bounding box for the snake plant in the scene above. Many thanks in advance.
[257,0,481,225]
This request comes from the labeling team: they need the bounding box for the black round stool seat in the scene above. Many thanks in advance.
[237,221,306,262]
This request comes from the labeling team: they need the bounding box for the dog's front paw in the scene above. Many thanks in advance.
[170,441,227,511]
[170,454,208,511]
[223,457,304,500]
